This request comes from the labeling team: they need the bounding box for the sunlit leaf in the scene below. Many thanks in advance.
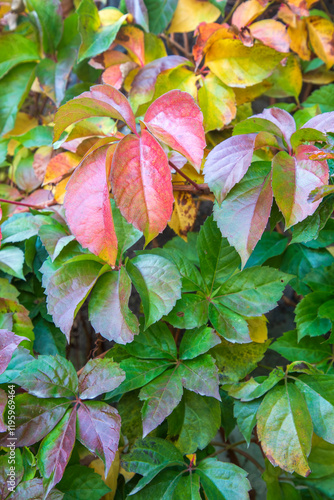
[168,0,220,33]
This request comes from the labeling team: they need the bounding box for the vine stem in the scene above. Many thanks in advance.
[169,161,202,191]
[173,183,210,194]
[0,198,57,210]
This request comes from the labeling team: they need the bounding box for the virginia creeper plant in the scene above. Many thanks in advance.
[1,0,334,498]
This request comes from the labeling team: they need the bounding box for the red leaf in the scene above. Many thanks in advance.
[0,329,27,375]
[250,20,290,52]
[203,134,257,203]
[77,401,121,475]
[54,84,137,141]
[214,164,273,266]
[38,407,76,495]
[64,146,118,266]
[193,22,223,69]
[111,130,173,243]
[272,146,329,228]
[302,111,334,134]
[144,90,205,171]
[255,107,296,150]
[78,358,125,400]
[116,25,145,66]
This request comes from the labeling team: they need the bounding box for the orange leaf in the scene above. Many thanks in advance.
[288,19,311,60]
[232,0,266,29]
[44,152,81,185]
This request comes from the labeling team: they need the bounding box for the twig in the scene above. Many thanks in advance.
[170,161,202,191]
[182,33,189,54]
[0,198,57,210]
[232,448,265,473]
[223,0,242,23]
[160,33,192,58]
[173,183,211,194]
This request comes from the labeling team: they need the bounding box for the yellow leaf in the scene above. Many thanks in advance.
[265,54,302,100]
[168,191,198,240]
[53,178,69,204]
[89,452,120,500]
[144,33,167,64]
[98,7,124,26]
[4,112,38,156]
[173,163,204,184]
[307,16,334,69]
[168,0,220,34]
[247,316,268,343]
[44,152,81,185]
[186,453,197,465]
[205,39,286,88]
[288,19,311,60]
[303,68,334,84]
[233,81,271,105]
[232,0,266,29]
[198,73,236,132]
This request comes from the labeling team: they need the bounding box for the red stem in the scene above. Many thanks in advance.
[169,161,202,191]
[0,198,57,210]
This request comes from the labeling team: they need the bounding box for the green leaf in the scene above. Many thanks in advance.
[0,62,36,135]
[214,266,291,317]
[197,458,251,500]
[179,326,220,360]
[14,126,54,148]
[14,354,78,398]
[38,407,76,495]
[197,215,240,292]
[0,246,25,279]
[126,254,182,329]
[304,264,334,293]
[111,199,142,259]
[208,302,251,343]
[33,316,66,357]
[45,259,103,341]
[178,355,220,400]
[143,0,178,34]
[57,465,110,500]
[198,73,236,132]
[234,399,262,446]
[245,232,288,268]
[168,390,221,454]
[125,320,177,360]
[140,367,183,436]
[77,0,126,62]
[257,383,312,476]
[270,330,332,363]
[88,268,139,344]
[1,213,52,244]
[290,197,334,245]
[39,222,75,262]
[170,473,201,500]
[164,293,209,330]
[0,34,39,79]
[295,375,334,444]
[0,347,34,384]
[210,338,270,382]
[304,83,334,112]
[295,292,332,340]
[106,357,172,398]
[26,0,63,56]
[225,368,285,401]
[220,389,236,437]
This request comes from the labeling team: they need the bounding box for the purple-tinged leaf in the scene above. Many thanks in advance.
[139,368,183,437]
[0,394,70,447]
[0,329,28,374]
[178,355,221,400]
[204,134,256,203]
[129,56,190,110]
[88,268,139,344]
[45,259,103,341]
[125,0,149,31]
[213,162,273,267]
[77,401,121,476]
[144,90,205,171]
[0,449,24,499]
[8,478,64,500]
[14,355,78,398]
[272,146,329,228]
[78,358,125,400]
[111,130,173,244]
[302,111,334,134]
[0,389,6,433]
[38,407,76,495]
[64,146,118,267]
[54,84,137,141]
[255,107,296,150]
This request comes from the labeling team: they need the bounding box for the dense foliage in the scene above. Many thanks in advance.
[1,0,334,498]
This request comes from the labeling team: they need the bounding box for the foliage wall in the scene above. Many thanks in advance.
[1,0,334,498]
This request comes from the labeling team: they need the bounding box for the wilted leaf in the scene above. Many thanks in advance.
[168,191,198,240]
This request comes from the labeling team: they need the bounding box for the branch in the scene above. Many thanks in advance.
[170,161,203,191]
[0,198,58,210]
[160,33,192,59]
[173,183,211,194]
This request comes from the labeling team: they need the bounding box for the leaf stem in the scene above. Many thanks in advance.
[0,198,57,210]
[169,161,202,191]
[223,0,242,23]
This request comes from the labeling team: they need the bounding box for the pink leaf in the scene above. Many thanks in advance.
[54,84,137,141]
[255,107,296,150]
[272,146,329,228]
[0,329,27,375]
[144,90,205,171]
[250,20,290,52]
[302,112,334,134]
[214,164,273,267]
[38,407,76,495]
[78,358,125,400]
[203,134,257,203]
[77,401,121,476]
[64,146,118,266]
[111,130,173,244]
